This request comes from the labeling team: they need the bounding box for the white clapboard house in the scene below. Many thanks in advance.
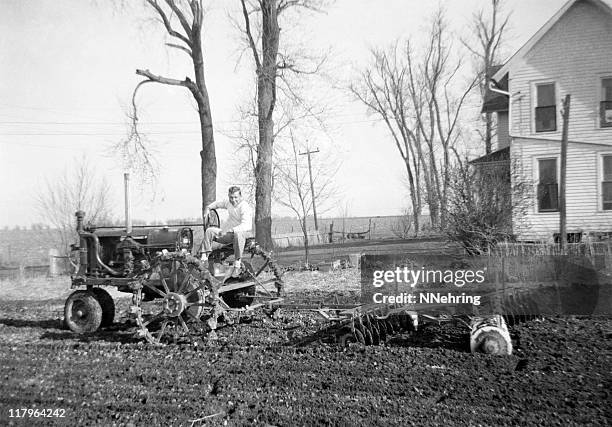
[474,0,612,242]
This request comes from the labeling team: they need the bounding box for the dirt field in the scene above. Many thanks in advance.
[0,270,610,426]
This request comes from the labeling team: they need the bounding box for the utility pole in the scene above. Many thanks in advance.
[299,146,320,231]
[559,94,571,251]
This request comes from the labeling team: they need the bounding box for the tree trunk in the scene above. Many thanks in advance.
[428,191,439,229]
[428,144,441,229]
[485,111,493,154]
[254,0,280,250]
[302,217,309,267]
[254,125,274,249]
[427,170,440,229]
[439,145,450,229]
[191,20,216,217]
[404,160,420,236]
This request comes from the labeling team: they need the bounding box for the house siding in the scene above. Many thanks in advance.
[497,111,510,150]
[512,137,612,241]
[508,0,612,144]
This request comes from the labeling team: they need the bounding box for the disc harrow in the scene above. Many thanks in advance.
[290,293,524,355]
[291,303,419,347]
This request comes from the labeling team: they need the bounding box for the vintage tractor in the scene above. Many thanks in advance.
[64,208,515,354]
[64,210,283,344]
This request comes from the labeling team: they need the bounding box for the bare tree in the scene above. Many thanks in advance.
[35,157,114,255]
[226,91,321,202]
[462,0,510,154]
[351,8,477,231]
[416,11,479,228]
[350,43,423,236]
[237,0,327,249]
[274,132,337,266]
[118,0,217,218]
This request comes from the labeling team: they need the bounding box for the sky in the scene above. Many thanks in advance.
[0,0,575,227]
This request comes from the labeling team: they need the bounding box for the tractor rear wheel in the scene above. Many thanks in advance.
[64,290,103,333]
[134,257,210,345]
[91,288,115,327]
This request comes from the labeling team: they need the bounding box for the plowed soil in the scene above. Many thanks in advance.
[0,271,610,426]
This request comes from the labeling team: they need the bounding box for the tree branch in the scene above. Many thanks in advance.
[240,0,262,70]
[115,80,160,192]
[166,42,193,57]
[135,69,200,97]
[144,0,192,47]
[164,0,194,37]
[278,0,325,15]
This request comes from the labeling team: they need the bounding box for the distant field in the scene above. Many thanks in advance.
[269,215,432,240]
[0,228,60,268]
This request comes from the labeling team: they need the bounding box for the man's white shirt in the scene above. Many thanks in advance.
[207,199,253,233]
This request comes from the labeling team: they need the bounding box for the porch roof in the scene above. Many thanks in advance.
[469,146,510,165]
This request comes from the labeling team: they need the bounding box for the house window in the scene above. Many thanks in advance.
[537,158,558,212]
[600,78,612,128]
[603,155,612,210]
[535,83,556,132]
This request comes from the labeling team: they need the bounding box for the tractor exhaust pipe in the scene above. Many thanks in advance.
[75,210,85,233]
[124,172,132,234]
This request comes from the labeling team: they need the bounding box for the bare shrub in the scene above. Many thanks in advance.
[445,160,531,255]
[35,157,114,256]
[390,208,413,239]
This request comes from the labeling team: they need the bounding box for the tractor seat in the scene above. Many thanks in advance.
[211,236,256,251]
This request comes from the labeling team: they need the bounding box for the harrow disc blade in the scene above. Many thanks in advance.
[364,316,380,345]
[353,328,366,345]
[356,323,373,345]
[389,315,403,333]
[375,319,387,342]
[399,313,413,331]
[384,319,396,335]
[335,326,366,346]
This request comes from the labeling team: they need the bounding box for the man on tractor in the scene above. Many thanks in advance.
[200,186,253,277]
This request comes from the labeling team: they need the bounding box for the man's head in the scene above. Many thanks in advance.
[228,186,242,206]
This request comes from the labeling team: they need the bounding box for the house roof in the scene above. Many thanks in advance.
[469,146,510,165]
[481,69,508,113]
[493,0,612,82]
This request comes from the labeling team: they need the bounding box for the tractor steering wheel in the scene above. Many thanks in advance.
[205,209,220,230]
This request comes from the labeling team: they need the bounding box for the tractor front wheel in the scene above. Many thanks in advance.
[64,290,103,333]
[91,288,115,327]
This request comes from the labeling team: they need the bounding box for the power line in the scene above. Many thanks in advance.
[0,118,387,137]
[0,121,198,125]
[0,131,202,136]
[0,111,388,127]
[0,117,385,127]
